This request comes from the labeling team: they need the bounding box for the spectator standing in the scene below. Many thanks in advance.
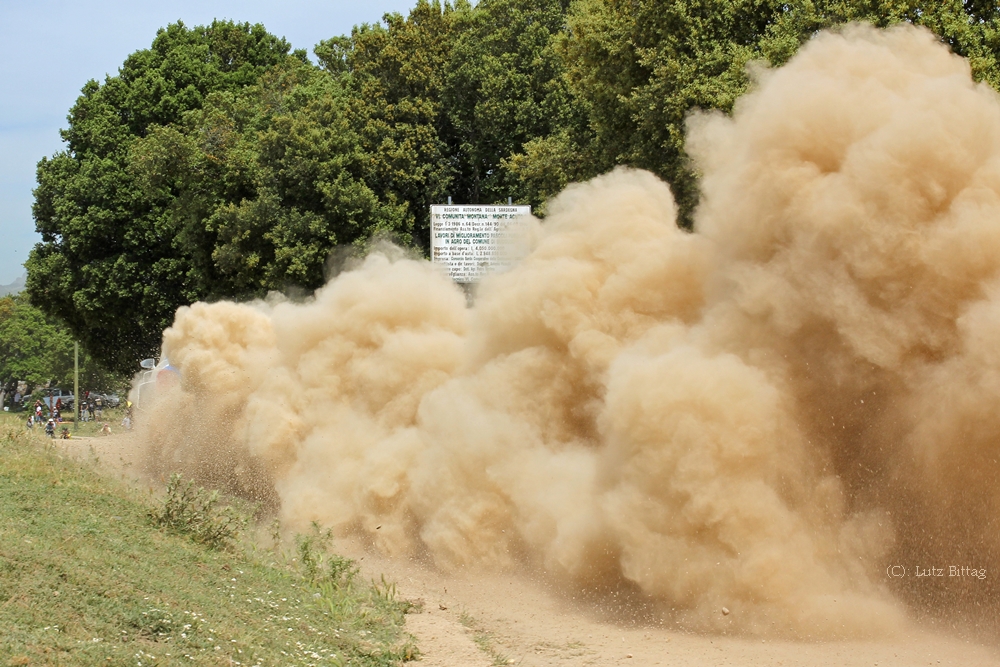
[79,399,89,422]
[94,395,104,420]
[44,419,55,438]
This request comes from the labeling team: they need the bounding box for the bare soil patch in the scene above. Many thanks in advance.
[334,538,999,667]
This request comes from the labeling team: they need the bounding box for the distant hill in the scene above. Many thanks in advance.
[0,272,26,297]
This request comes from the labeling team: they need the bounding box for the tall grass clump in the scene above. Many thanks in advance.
[291,522,419,663]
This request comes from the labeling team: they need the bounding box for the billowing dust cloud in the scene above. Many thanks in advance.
[139,25,1000,638]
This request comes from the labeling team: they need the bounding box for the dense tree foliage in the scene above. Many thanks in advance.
[324,1,467,251]
[28,0,1000,375]
[28,21,299,374]
[545,0,1000,226]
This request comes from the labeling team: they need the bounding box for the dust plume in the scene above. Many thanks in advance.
[139,24,1000,638]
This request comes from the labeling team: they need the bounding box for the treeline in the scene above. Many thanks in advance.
[0,294,124,407]
[27,0,1000,375]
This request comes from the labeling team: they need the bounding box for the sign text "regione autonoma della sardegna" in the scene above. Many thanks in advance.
[430,204,532,283]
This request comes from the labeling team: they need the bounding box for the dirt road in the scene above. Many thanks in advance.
[333,538,999,667]
[63,434,999,667]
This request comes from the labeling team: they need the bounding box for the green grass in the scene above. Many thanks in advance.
[0,417,417,666]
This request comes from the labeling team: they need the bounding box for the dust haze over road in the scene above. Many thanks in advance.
[135,24,1000,648]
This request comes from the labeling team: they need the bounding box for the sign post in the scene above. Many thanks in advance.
[74,342,79,432]
[429,204,531,283]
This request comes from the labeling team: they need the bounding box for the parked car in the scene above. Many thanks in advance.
[99,393,121,408]
[80,391,119,409]
[41,389,74,411]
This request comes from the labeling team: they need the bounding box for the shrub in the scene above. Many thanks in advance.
[149,473,245,549]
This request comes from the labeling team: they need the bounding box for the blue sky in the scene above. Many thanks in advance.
[0,0,419,285]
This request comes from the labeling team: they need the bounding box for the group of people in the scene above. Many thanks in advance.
[23,393,128,439]
[29,399,61,424]
[28,415,115,439]
[39,419,71,439]
[77,394,105,422]
[25,394,106,423]
[27,411,69,439]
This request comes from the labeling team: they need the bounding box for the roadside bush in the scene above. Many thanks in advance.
[149,473,245,549]
[294,521,361,587]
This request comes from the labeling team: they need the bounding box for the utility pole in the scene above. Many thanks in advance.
[74,342,79,432]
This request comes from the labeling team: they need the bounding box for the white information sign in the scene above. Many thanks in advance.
[430,204,532,283]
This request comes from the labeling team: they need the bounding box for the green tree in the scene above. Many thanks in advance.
[28,21,296,376]
[317,0,471,250]
[443,0,583,208]
[128,58,406,298]
[0,295,122,409]
[34,0,1000,385]
[556,0,811,227]
[316,0,583,240]
[555,0,1000,227]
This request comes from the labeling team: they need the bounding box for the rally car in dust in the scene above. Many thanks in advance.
[133,355,180,408]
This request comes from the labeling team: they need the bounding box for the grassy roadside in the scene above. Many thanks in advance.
[0,417,417,666]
